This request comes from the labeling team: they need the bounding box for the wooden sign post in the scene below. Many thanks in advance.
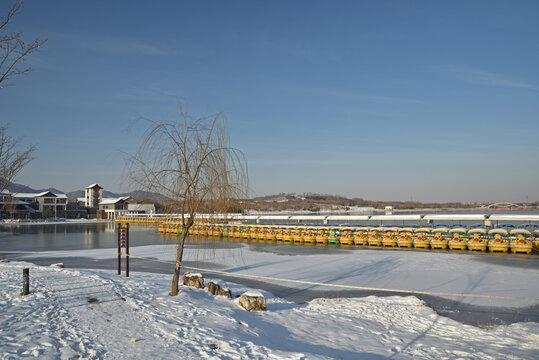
[22,268,30,295]
[117,223,130,277]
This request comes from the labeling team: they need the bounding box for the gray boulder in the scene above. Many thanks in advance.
[239,291,266,311]
[182,272,204,289]
[208,281,232,298]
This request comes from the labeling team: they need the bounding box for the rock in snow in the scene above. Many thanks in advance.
[239,291,267,311]
[208,281,232,298]
[182,272,204,288]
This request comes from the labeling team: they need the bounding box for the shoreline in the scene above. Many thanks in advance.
[1,219,112,226]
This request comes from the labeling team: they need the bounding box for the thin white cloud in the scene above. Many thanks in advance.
[97,40,170,56]
[54,31,172,56]
[440,65,535,89]
[336,92,429,105]
[116,86,182,102]
[289,83,429,105]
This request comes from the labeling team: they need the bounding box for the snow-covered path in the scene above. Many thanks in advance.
[2,262,538,359]
[1,263,181,359]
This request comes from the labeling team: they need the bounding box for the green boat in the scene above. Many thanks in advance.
[328,228,341,244]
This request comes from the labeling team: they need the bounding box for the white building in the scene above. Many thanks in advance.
[10,191,67,218]
[85,184,103,208]
[127,203,155,214]
[98,197,131,220]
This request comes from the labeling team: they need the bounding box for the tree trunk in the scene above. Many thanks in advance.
[170,259,181,296]
[170,225,190,296]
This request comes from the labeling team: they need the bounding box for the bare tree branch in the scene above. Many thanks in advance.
[0,124,36,192]
[0,124,36,218]
[0,0,48,89]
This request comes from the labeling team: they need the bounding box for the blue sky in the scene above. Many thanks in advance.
[1,0,538,202]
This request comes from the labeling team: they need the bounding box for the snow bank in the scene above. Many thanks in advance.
[242,290,264,297]
[2,219,104,226]
[184,272,203,278]
[1,262,538,359]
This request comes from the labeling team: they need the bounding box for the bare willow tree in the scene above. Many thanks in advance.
[127,103,248,296]
[0,124,36,217]
[1,0,47,89]
[0,124,36,191]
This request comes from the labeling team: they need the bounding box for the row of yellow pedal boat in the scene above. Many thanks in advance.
[157,223,537,254]
[115,216,159,224]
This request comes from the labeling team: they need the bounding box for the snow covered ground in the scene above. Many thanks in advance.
[2,261,538,359]
[23,243,539,308]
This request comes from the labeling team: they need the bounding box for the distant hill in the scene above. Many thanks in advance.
[7,182,169,202]
[65,190,84,199]
[120,190,170,202]
[8,182,65,195]
[8,183,509,211]
[66,189,169,202]
[64,190,118,200]
[242,192,478,211]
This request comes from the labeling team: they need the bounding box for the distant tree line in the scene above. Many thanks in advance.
[242,192,479,212]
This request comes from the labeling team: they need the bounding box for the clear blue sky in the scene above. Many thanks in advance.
[2,0,538,202]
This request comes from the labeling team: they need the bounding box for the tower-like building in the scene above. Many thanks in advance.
[85,184,103,208]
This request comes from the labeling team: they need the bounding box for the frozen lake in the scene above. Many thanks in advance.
[0,222,175,252]
[1,222,538,265]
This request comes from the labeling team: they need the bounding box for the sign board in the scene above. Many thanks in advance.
[119,228,127,248]
[117,223,130,277]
